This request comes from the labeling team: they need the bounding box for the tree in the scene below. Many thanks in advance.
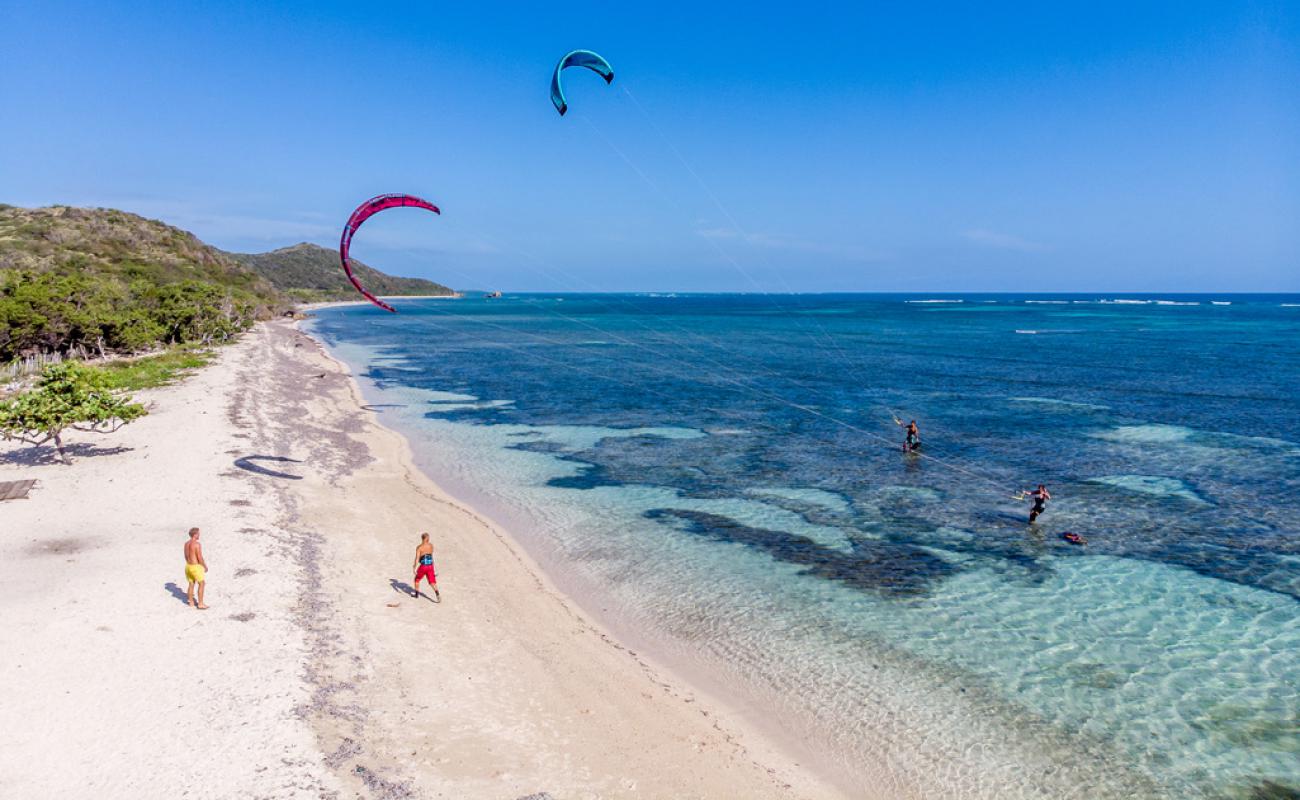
[0,362,146,464]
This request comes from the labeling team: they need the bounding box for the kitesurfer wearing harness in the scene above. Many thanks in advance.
[895,418,921,452]
[1026,484,1051,523]
[412,533,440,602]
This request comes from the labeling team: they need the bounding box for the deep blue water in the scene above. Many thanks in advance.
[310,294,1300,798]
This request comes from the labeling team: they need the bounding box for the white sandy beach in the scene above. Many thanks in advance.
[0,320,845,799]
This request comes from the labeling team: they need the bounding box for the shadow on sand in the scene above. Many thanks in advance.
[163,581,191,605]
[389,577,437,603]
[1,443,134,467]
[233,455,304,480]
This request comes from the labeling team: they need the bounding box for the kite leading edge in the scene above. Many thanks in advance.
[338,193,441,312]
[551,50,615,116]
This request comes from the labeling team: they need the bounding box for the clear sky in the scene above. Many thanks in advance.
[2,1,1297,291]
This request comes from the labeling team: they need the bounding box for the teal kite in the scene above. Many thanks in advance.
[550,50,614,116]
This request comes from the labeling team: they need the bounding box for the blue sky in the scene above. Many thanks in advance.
[2,1,1297,291]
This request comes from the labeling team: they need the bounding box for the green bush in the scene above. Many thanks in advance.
[0,362,146,463]
[0,269,258,361]
[99,347,214,391]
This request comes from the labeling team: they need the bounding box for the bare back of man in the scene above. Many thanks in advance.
[412,533,440,602]
[184,527,209,609]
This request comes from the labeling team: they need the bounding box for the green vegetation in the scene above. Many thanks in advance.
[0,270,261,360]
[0,362,146,463]
[1,205,454,385]
[1,206,284,361]
[99,346,215,391]
[231,242,455,302]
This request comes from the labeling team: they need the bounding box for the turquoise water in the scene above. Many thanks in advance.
[309,295,1299,798]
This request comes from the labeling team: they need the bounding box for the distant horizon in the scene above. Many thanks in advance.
[450,291,1300,296]
[16,201,1300,295]
[4,2,1296,292]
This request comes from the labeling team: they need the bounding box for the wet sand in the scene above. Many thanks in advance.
[0,321,844,799]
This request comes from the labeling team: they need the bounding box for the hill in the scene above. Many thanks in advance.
[231,242,455,302]
[0,205,285,360]
[0,205,280,301]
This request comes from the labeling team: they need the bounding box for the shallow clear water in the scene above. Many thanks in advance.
[309,294,1300,798]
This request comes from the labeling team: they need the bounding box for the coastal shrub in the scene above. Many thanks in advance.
[0,361,146,464]
[100,346,214,391]
[0,269,259,360]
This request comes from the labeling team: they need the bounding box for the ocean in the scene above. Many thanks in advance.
[307,294,1300,798]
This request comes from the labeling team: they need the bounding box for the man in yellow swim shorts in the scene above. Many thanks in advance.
[184,527,209,610]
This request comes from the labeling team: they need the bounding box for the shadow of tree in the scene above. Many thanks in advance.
[1,443,134,467]
[233,455,304,480]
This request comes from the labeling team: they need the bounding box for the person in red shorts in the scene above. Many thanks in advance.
[412,532,440,602]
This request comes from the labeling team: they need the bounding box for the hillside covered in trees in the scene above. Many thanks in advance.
[232,242,454,302]
[0,205,283,361]
[0,205,454,362]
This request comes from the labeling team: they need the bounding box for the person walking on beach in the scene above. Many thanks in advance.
[184,527,209,610]
[1026,484,1051,523]
[412,533,440,602]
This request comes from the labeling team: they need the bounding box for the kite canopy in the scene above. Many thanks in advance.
[550,49,614,116]
[339,194,441,313]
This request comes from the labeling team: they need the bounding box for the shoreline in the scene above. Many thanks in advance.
[301,304,1183,800]
[290,320,852,798]
[0,321,845,799]
[295,295,460,312]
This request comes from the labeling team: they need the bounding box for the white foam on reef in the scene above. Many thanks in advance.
[1088,474,1209,504]
[1024,300,1069,304]
[748,486,852,514]
[1011,396,1110,411]
[1100,299,1152,305]
[1282,303,1300,307]
[905,299,964,303]
[1091,424,1195,444]
[1154,300,1200,306]
[1211,301,1231,306]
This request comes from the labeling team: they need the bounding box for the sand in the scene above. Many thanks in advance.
[0,321,844,799]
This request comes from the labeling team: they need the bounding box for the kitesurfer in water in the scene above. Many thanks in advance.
[1026,484,1051,523]
[897,419,921,452]
[412,533,440,602]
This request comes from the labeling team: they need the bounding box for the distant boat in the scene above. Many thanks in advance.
[484,291,502,299]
